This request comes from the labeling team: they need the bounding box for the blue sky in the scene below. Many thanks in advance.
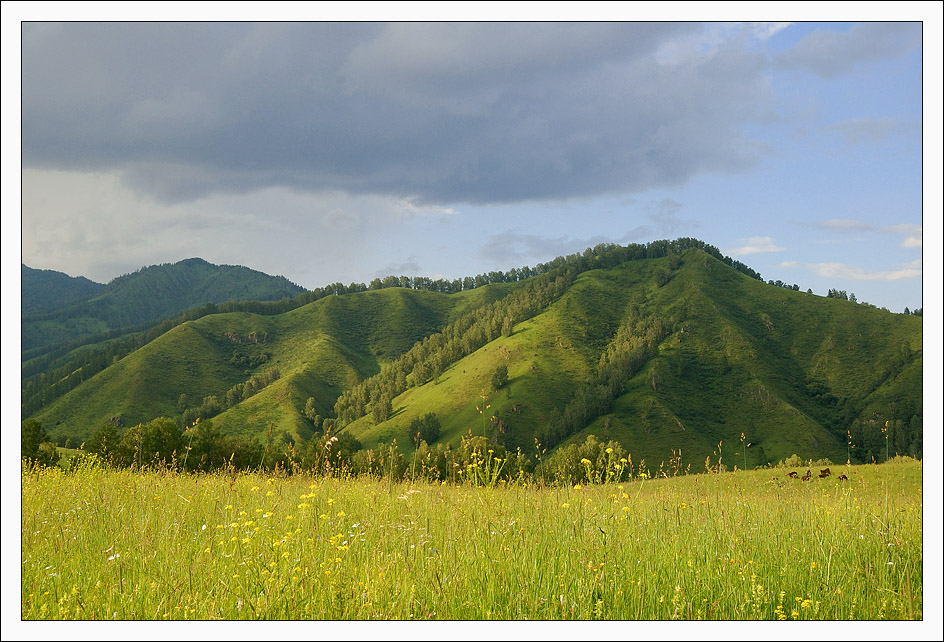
[6,12,939,315]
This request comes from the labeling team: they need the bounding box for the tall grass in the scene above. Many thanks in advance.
[21,458,922,620]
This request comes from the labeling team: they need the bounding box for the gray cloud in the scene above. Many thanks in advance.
[374,260,422,279]
[821,117,918,148]
[22,22,776,206]
[773,22,921,78]
[478,230,610,265]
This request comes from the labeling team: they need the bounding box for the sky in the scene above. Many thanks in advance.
[5,9,939,316]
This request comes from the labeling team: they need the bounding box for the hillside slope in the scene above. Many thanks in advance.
[342,249,922,467]
[34,285,504,442]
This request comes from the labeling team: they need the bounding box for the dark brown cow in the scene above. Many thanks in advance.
[819,468,831,477]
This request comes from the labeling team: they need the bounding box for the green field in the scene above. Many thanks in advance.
[21,458,922,621]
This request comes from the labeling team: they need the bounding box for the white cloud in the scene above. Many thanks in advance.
[813,219,875,232]
[810,220,921,249]
[726,236,784,256]
[782,261,921,281]
[653,22,790,65]
[885,223,922,248]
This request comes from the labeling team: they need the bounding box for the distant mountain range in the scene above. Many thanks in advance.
[22,264,105,315]
[21,258,305,357]
[22,240,922,469]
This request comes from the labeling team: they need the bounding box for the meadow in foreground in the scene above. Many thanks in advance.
[21,458,921,620]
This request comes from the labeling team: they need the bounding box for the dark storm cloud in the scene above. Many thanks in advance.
[772,22,921,78]
[23,22,774,205]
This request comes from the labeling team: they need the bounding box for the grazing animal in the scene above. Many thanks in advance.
[801,472,811,481]
[819,468,831,477]
[838,474,848,481]
[787,471,798,479]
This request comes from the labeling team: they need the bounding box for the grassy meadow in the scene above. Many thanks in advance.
[21,457,922,621]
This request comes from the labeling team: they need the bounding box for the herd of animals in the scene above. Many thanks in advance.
[773,468,849,482]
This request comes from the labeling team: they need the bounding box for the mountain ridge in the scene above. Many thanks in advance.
[21,257,306,357]
[26,241,922,469]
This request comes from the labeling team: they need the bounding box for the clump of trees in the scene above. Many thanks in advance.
[179,368,282,426]
[826,288,856,302]
[21,419,60,468]
[409,413,441,446]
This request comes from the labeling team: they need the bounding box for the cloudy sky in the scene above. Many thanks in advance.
[7,10,940,314]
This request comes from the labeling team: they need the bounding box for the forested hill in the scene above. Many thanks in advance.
[21,258,305,357]
[27,239,922,470]
[21,264,104,315]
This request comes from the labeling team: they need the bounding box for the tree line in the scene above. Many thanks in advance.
[24,413,648,487]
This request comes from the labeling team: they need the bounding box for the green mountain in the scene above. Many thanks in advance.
[21,258,305,357]
[341,250,921,467]
[28,241,922,468]
[21,265,104,315]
